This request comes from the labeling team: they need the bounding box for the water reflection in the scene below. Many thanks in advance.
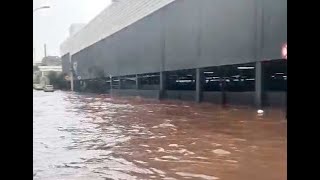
[33,90,286,180]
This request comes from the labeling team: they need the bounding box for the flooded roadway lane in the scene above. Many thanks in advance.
[33,90,287,180]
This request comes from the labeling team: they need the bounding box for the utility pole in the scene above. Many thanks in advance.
[33,48,36,62]
[33,5,50,63]
[44,44,47,57]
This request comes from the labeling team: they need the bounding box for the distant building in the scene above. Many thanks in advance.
[33,61,43,66]
[69,23,86,37]
[41,56,61,66]
[38,66,62,75]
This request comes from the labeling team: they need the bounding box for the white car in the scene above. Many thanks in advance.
[34,84,43,90]
[43,85,54,92]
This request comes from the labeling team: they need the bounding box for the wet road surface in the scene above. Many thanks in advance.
[33,90,287,180]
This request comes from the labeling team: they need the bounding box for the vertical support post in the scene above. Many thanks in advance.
[33,48,36,62]
[110,75,113,95]
[159,9,166,100]
[118,76,122,89]
[159,71,166,99]
[136,74,140,90]
[219,66,227,106]
[44,44,47,57]
[195,2,202,103]
[69,54,74,91]
[110,76,112,89]
[254,0,264,108]
[255,61,263,108]
[196,68,202,103]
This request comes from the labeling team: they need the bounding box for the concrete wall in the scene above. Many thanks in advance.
[111,89,160,99]
[164,0,257,70]
[265,92,286,107]
[71,5,164,77]
[140,84,160,90]
[164,90,195,101]
[262,0,287,60]
[109,89,285,107]
[203,91,255,106]
[202,92,223,104]
[120,84,137,89]
[60,0,174,56]
[164,91,286,107]
[225,92,255,106]
[63,0,287,79]
[61,53,70,74]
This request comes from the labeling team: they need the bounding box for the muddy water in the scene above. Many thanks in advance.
[33,90,286,180]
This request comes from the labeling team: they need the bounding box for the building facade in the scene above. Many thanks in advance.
[69,23,86,37]
[61,0,287,107]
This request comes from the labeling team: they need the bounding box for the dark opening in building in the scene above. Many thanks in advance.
[221,63,255,92]
[166,69,196,90]
[120,75,137,89]
[263,59,287,92]
[139,73,160,90]
[111,77,120,89]
[203,66,221,91]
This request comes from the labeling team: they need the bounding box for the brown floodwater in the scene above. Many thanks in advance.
[33,90,287,180]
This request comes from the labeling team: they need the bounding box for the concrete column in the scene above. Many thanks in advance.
[109,76,113,95]
[159,71,166,99]
[218,66,227,106]
[136,74,140,90]
[69,54,74,91]
[109,76,112,90]
[255,61,263,108]
[70,70,74,91]
[118,77,122,89]
[196,68,202,103]
[109,75,113,90]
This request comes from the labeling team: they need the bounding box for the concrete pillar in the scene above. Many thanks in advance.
[136,74,140,89]
[219,66,227,106]
[254,0,263,108]
[69,54,74,91]
[118,76,122,89]
[70,70,74,91]
[159,71,166,99]
[255,61,263,108]
[109,76,113,95]
[109,75,113,90]
[196,68,202,103]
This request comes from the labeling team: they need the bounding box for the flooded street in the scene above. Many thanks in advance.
[33,90,286,180]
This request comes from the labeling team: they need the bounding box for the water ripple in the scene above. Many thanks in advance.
[34,90,286,180]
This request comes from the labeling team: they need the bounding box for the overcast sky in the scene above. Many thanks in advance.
[33,0,112,62]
